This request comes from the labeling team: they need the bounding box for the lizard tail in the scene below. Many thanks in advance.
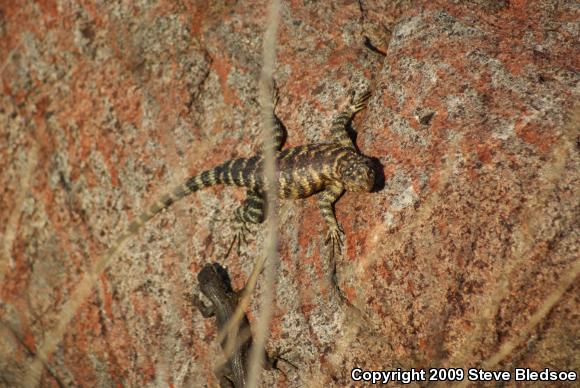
[117,156,260,241]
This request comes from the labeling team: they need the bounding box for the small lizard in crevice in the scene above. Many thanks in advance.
[192,263,293,387]
[113,89,375,261]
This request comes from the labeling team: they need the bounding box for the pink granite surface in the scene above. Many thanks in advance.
[1,0,578,386]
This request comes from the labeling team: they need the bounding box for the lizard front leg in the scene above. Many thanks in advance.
[317,183,345,254]
[329,90,371,148]
[191,294,215,319]
[318,183,352,302]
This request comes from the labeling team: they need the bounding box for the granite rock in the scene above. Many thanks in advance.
[1,0,578,386]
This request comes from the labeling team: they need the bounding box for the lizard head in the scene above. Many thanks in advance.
[337,153,375,192]
[198,263,233,293]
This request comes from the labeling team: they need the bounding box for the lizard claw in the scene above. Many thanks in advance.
[268,348,298,376]
[325,226,344,255]
[225,217,252,258]
[325,226,352,304]
[351,90,371,113]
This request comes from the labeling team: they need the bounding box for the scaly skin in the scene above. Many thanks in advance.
[193,263,294,387]
[193,263,250,388]
[114,90,375,256]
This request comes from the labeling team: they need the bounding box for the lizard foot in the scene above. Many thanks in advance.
[351,90,372,114]
[225,218,251,258]
[325,226,353,304]
[325,226,344,256]
[267,348,298,377]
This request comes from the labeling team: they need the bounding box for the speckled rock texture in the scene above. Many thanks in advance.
[1,0,578,387]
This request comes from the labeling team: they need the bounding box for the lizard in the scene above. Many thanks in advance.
[114,89,375,259]
[192,262,292,387]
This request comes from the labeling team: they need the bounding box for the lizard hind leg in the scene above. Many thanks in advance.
[225,190,266,258]
[260,114,286,152]
[260,85,287,152]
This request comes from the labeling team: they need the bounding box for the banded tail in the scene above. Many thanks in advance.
[112,155,262,245]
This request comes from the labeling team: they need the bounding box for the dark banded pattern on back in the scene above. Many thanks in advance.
[276,143,352,199]
[125,140,362,235]
[109,89,373,275]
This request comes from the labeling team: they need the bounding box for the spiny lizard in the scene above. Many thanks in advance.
[112,89,375,256]
[192,263,292,387]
